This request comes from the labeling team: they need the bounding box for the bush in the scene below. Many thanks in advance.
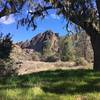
[60,36,75,61]
[0,33,13,59]
[75,57,89,66]
[45,55,60,62]
[42,39,51,55]
[32,52,41,61]
[0,59,16,76]
[0,33,15,76]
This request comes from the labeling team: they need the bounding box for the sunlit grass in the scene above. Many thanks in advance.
[0,69,100,100]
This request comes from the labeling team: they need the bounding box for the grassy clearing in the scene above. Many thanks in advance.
[0,69,100,100]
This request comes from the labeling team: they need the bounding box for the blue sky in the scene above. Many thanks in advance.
[0,13,67,43]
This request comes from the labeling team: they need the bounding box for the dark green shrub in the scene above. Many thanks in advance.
[42,39,53,56]
[0,33,15,76]
[60,36,75,61]
[45,55,60,62]
[0,33,13,59]
[0,59,16,76]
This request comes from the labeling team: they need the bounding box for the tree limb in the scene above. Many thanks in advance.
[0,0,26,18]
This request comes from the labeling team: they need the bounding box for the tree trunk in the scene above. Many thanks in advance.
[96,0,100,19]
[90,33,100,71]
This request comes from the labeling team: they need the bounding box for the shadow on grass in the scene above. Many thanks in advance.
[0,69,100,94]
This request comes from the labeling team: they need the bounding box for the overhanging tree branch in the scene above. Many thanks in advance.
[0,0,26,18]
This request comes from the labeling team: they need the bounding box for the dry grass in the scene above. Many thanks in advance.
[16,61,92,75]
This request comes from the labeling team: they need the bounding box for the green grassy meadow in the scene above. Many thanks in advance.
[0,69,100,100]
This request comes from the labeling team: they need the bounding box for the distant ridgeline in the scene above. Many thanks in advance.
[16,30,93,62]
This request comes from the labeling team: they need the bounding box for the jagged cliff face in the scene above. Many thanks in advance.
[17,30,59,53]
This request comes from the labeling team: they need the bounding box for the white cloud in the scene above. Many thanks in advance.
[50,14,60,20]
[0,14,15,25]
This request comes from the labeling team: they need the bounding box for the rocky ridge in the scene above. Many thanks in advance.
[16,30,59,53]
